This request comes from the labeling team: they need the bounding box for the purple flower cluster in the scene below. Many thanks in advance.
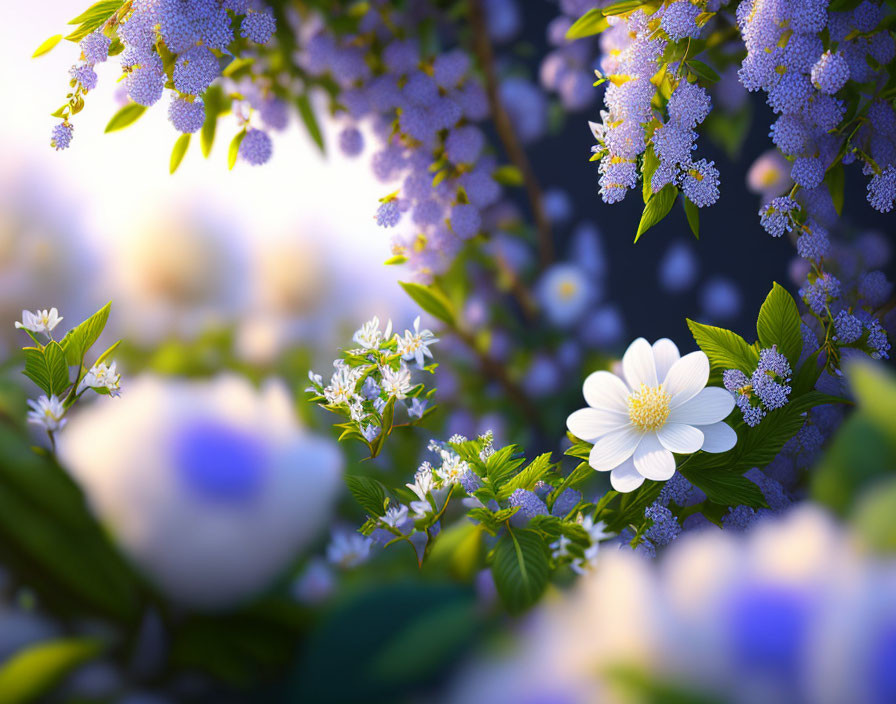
[724,345,792,427]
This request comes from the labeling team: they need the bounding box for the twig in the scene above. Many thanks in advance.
[468,0,555,269]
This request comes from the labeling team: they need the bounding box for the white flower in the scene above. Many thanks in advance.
[58,374,342,608]
[380,504,409,529]
[15,308,63,336]
[536,264,595,327]
[396,316,438,368]
[567,337,736,493]
[305,370,323,392]
[323,363,362,406]
[348,400,367,422]
[27,395,66,432]
[352,316,392,350]
[436,449,470,484]
[77,361,122,397]
[407,463,436,518]
[327,531,372,568]
[380,363,412,399]
[407,397,428,420]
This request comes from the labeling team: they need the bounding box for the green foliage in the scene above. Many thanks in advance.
[228,129,247,170]
[498,453,554,499]
[295,93,325,154]
[345,475,388,517]
[756,282,802,365]
[60,301,110,366]
[635,184,678,242]
[32,35,62,59]
[398,281,456,325]
[170,133,191,174]
[0,638,103,704]
[491,528,550,614]
[104,103,147,133]
[22,343,69,397]
[682,195,700,238]
[687,319,758,374]
[65,0,125,41]
[566,8,610,38]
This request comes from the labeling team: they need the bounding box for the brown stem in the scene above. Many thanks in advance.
[468,0,555,269]
[452,326,545,433]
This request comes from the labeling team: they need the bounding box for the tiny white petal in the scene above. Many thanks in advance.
[664,351,710,407]
[652,338,680,381]
[669,387,735,425]
[633,433,676,481]
[566,407,630,442]
[609,458,646,492]
[657,422,705,454]
[697,421,738,453]
[588,426,641,471]
[622,337,658,389]
[582,370,630,413]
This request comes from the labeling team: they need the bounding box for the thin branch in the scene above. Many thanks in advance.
[468,0,555,269]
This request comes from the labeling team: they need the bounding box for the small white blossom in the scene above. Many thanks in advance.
[478,430,495,461]
[15,308,63,336]
[407,397,428,420]
[352,316,392,350]
[348,400,367,422]
[448,433,467,444]
[436,449,470,484]
[326,531,372,568]
[324,364,362,406]
[396,316,439,368]
[77,361,122,397]
[27,395,67,433]
[305,370,324,392]
[380,504,409,529]
[380,363,412,399]
[550,534,572,559]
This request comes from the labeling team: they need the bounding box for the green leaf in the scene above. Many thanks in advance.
[22,342,70,397]
[296,94,324,153]
[756,282,802,366]
[601,0,646,15]
[169,133,191,174]
[32,35,63,58]
[345,475,387,517]
[0,638,103,704]
[642,145,659,204]
[398,281,455,325]
[492,165,524,186]
[200,85,224,158]
[635,185,677,242]
[60,302,110,366]
[95,339,121,366]
[67,0,124,25]
[682,195,700,238]
[491,528,550,614]
[566,8,610,38]
[852,477,896,553]
[826,162,845,216]
[498,453,554,500]
[485,445,524,489]
[369,396,396,457]
[104,103,146,133]
[228,129,247,170]
[551,461,594,500]
[687,319,759,374]
[687,60,720,83]
[564,440,592,460]
[680,469,768,508]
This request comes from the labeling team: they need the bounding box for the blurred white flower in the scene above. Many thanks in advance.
[27,395,66,433]
[408,397,428,419]
[747,150,793,203]
[15,308,63,336]
[380,504,409,528]
[58,374,342,609]
[567,338,736,492]
[396,316,438,368]
[536,263,596,328]
[77,361,121,397]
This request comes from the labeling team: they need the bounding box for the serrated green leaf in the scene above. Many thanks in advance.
[169,133,191,174]
[104,103,146,133]
[228,129,246,170]
[566,8,610,38]
[296,93,324,153]
[491,528,550,614]
[683,195,700,238]
[486,445,523,489]
[681,469,768,508]
[0,637,103,704]
[60,302,110,367]
[23,343,70,397]
[564,441,592,460]
[398,281,455,325]
[33,35,63,58]
[756,282,802,366]
[498,453,554,500]
[345,475,387,517]
[687,319,759,374]
[635,184,677,242]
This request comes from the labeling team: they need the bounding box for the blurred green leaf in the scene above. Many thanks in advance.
[0,637,103,704]
[345,475,387,517]
[32,35,62,58]
[295,93,324,154]
[398,282,455,326]
[169,133,191,174]
[492,527,549,614]
[104,104,146,133]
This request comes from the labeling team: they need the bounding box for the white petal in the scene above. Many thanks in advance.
[582,370,630,413]
[633,433,676,481]
[697,421,738,453]
[588,427,642,472]
[669,387,735,425]
[567,407,630,442]
[652,338,680,382]
[622,337,658,389]
[657,423,705,454]
[665,351,710,407]
[610,458,646,493]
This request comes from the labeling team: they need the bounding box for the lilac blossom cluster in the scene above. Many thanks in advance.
[51,0,277,160]
[723,345,793,427]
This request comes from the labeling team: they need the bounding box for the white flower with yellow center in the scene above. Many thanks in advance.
[15,308,63,336]
[567,337,737,492]
[380,363,412,399]
[352,316,392,350]
[77,361,122,397]
[323,363,362,406]
[27,395,67,432]
[396,316,438,368]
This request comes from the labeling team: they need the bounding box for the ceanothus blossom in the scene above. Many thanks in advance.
[567,338,736,492]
